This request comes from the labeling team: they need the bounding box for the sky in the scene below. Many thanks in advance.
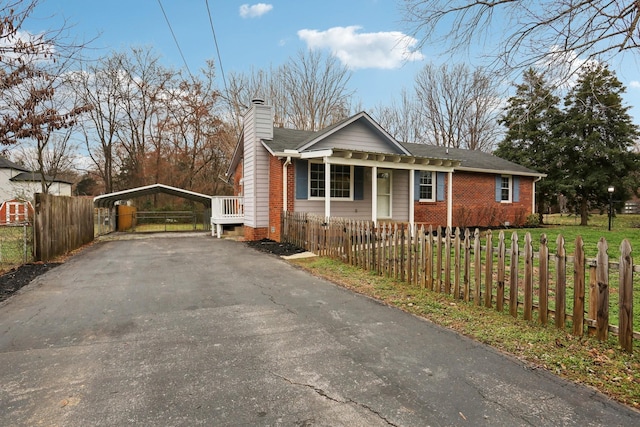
[22,0,640,126]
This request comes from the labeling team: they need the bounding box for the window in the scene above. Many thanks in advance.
[419,171,435,201]
[500,175,512,202]
[309,163,352,199]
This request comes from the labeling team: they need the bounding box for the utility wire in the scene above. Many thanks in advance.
[157,0,194,80]
[205,0,229,97]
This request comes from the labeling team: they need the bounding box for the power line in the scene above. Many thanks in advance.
[205,0,229,97]
[157,0,194,80]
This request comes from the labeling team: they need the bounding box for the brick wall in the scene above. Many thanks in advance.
[233,160,243,196]
[453,172,533,227]
[415,172,534,228]
[268,156,284,241]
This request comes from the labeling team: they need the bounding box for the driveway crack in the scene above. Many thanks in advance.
[259,289,297,315]
[273,372,399,426]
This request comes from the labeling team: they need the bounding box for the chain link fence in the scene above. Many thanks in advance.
[0,223,34,272]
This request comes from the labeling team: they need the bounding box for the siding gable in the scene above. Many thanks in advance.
[309,120,405,154]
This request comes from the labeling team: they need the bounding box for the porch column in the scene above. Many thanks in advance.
[371,166,377,224]
[409,169,415,226]
[324,160,331,218]
[447,171,453,228]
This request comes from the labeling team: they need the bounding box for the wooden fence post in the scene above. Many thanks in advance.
[484,230,493,308]
[454,228,461,299]
[509,232,520,318]
[436,226,443,293]
[596,238,609,341]
[573,236,585,336]
[539,234,549,325]
[524,233,534,321]
[474,229,482,305]
[426,225,433,290]
[444,227,452,294]
[555,235,567,329]
[496,231,506,313]
[619,239,633,352]
[463,228,471,302]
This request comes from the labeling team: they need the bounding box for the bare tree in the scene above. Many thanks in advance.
[372,88,424,143]
[72,55,124,193]
[225,50,355,133]
[401,1,640,76]
[280,50,354,131]
[414,63,500,151]
[0,0,91,192]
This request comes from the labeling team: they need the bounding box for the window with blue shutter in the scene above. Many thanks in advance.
[295,160,308,199]
[496,175,513,202]
[354,166,364,200]
[436,172,445,201]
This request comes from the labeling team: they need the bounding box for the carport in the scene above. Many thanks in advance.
[93,184,213,233]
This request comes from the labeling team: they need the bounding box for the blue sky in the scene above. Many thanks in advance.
[25,0,640,125]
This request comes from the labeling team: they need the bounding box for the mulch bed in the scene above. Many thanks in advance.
[0,263,61,302]
[245,238,306,257]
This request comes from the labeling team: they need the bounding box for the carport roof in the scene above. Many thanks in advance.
[93,184,212,208]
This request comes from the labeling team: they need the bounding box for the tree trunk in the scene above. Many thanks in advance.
[580,198,589,225]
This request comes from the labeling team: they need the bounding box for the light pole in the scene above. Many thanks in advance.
[608,186,615,231]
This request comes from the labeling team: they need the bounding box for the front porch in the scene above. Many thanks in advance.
[211,196,244,238]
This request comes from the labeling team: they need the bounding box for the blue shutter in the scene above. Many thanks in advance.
[436,172,445,201]
[295,160,308,199]
[513,176,520,202]
[495,175,502,202]
[414,171,421,201]
[354,166,364,200]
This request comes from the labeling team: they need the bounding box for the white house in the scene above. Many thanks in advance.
[0,157,73,224]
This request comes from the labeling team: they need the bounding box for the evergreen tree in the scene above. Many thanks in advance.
[495,68,561,222]
[558,63,639,225]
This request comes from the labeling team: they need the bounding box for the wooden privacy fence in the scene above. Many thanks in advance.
[34,194,94,262]
[281,211,637,353]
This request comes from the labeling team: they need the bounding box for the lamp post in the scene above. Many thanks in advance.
[608,186,615,231]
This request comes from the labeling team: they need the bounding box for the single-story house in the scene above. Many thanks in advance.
[226,99,545,242]
[0,157,72,224]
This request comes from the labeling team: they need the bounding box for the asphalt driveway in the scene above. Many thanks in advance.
[1,233,639,426]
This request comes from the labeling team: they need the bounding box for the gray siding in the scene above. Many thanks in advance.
[295,176,373,220]
[243,104,273,228]
[391,170,409,221]
[293,168,410,222]
[312,121,403,153]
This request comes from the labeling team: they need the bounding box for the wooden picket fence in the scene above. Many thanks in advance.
[281,211,637,352]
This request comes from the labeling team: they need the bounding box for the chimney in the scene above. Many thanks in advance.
[246,97,273,141]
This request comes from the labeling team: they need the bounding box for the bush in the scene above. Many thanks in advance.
[525,213,541,227]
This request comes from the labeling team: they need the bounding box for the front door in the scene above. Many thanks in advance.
[377,169,392,219]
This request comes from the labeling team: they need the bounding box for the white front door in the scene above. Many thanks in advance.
[376,169,392,219]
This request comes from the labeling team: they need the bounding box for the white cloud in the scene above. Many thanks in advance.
[239,3,273,19]
[297,26,424,70]
[630,81,640,89]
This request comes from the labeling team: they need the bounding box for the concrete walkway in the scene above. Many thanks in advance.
[1,234,638,426]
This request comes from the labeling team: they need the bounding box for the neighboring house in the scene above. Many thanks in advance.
[226,99,545,242]
[0,157,72,224]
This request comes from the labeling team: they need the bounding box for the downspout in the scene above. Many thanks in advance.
[283,156,291,212]
[533,175,542,216]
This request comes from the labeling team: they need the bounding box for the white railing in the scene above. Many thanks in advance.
[211,196,244,237]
